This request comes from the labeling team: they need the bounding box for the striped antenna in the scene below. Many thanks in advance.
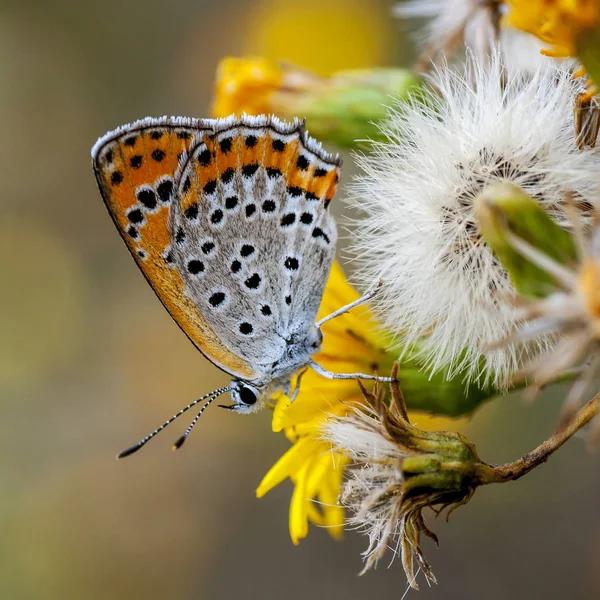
[117,387,230,459]
[171,394,220,451]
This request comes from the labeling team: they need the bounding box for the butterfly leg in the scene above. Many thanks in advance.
[315,281,382,329]
[290,367,309,402]
[309,361,395,382]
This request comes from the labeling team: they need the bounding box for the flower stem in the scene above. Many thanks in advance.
[477,393,600,484]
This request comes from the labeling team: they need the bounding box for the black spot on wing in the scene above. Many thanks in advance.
[239,322,253,335]
[220,138,233,153]
[137,189,157,210]
[151,148,166,162]
[187,260,204,275]
[198,149,212,166]
[157,179,173,203]
[185,203,199,220]
[209,292,226,307]
[240,244,255,257]
[130,155,143,169]
[272,139,285,152]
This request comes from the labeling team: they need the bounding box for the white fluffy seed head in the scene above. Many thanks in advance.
[348,50,600,386]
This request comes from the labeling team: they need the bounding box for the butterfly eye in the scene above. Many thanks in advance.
[238,385,258,406]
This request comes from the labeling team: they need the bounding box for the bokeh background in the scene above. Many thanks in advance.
[1,0,600,598]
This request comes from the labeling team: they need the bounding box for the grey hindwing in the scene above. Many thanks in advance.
[167,118,338,377]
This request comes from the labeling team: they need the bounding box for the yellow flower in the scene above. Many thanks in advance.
[211,57,286,120]
[211,56,420,149]
[255,264,494,545]
[256,261,396,544]
[506,1,600,111]
[506,0,598,58]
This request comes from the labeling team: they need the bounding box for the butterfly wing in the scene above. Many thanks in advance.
[91,116,260,381]
[169,115,340,375]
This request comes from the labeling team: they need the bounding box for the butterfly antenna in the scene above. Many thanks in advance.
[172,394,220,451]
[117,387,230,459]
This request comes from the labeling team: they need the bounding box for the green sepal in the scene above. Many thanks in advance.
[398,353,494,418]
[474,183,577,298]
[288,69,421,148]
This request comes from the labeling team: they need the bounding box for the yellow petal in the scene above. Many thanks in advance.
[211,57,282,118]
[305,499,325,527]
[289,461,311,544]
[258,259,398,543]
[271,393,291,433]
[318,455,348,540]
[304,444,335,498]
[256,437,313,498]
[279,393,346,431]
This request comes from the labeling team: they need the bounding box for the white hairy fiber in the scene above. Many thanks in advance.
[348,51,600,385]
[326,407,408,572]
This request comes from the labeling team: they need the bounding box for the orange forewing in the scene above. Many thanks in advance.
[92,118,258,380]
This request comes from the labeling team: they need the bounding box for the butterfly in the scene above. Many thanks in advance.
[92,114,388,457]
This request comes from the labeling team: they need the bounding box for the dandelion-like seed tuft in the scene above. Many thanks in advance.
[349,50,600,385]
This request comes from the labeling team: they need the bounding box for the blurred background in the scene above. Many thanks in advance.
[1,0,599,598]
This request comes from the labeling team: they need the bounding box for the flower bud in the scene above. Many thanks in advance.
[474,182,577,298]
[212,57,421,148]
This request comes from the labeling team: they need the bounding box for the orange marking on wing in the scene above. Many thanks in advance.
[263,135,300,175]
[322,170,339,202]
[261,133,279,175]
[118,136,154,190]
[300,166,340,202]
[93,121,258,381]
[146,133,187,182]
[214,132,242,175]
[306,168,338,203]
[139,208,171,256]
[238,132,267,168]
[182,134,219,213]
[109,181,137,232]
[286,156,314,191]
[305,175,327,199]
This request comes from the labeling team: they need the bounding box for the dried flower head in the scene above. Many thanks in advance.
[349,50,600,385]
[395,0,503,69]
[327,364,486,588]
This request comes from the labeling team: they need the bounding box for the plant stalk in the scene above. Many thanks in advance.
[476,393,600,485]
